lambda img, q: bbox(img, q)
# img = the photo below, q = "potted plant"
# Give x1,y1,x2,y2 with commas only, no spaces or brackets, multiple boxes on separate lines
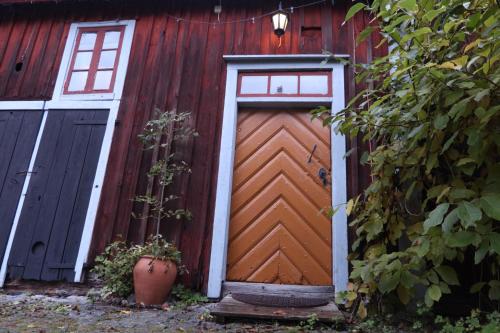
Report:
92,236,180,304
132,110,197,305
132,235,181,305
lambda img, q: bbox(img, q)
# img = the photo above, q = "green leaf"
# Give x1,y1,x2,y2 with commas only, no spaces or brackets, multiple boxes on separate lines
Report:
446,231,478,247
449,99,469,119
480,194,500,220
356,26,375,44
457,158,476,166
442,209,459,233
346,199,354,216
470,282,485,293
423,204,449,233
397,285,411,304
449,188,475,200
415,238,430,257
399,0,417,11
435,266,459,285
408,124,424,139
444,21,456,33
344,3,365,24
444,91,464,107
488,281,500,300
441,132,458,153
457,201,482,228
401,27,432,44
489,233,500,255
474,241,489,264
439,282,451,294
433,114,449,130
400,270,418,289
427,285,442,302
422,7,446,22
379,271,400,293
425,291,434,307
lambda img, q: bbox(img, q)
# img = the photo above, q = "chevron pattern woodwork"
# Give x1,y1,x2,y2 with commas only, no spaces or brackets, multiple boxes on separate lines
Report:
227,109,332,285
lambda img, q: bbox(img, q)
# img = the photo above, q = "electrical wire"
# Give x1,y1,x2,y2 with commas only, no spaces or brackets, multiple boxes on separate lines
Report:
163,0,326,25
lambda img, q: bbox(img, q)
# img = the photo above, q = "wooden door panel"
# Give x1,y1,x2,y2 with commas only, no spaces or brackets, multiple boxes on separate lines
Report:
228,198,332,274
227,109,332,286
7,109,108,281
0,110,43,268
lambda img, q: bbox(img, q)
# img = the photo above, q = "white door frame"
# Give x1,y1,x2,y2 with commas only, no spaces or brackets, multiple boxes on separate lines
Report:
207,54,349,298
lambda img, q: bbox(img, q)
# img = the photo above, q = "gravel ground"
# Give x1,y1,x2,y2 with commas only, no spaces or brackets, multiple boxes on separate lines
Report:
0,291,339,333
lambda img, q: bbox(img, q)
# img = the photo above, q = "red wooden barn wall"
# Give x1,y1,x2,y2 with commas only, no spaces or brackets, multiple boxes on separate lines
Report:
0,0,385,290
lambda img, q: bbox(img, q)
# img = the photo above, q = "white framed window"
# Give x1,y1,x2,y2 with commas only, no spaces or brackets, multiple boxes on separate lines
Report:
52,20,135,101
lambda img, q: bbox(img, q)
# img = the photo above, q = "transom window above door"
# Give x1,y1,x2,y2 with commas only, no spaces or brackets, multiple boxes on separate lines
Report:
64,26,125,94
237,71,332,97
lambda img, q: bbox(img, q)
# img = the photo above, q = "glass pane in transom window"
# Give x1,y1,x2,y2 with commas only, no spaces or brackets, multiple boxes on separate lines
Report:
300,75,329,95
68,71,88,91
103,31,121,49
93,70,113,90
98,50,117,69
73,51,92,70
240,75,268,95
79,33,97,50
270,75,298,95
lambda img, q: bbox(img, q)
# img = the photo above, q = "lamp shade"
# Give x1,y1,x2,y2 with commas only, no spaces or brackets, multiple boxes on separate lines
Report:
271,10,289,37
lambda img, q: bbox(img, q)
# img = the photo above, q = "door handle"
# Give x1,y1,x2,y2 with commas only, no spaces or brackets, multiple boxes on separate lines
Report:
16,170,37,175
307,144,317,163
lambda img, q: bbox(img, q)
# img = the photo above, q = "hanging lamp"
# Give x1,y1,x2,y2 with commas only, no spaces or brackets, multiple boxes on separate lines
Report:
271,2,289,37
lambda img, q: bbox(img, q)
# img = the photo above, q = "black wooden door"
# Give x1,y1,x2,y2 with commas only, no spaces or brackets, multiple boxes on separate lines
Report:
0,110,43,268
7,109,108,281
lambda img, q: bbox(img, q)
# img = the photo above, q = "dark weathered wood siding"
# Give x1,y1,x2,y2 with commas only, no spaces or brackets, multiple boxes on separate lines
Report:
0,0,385,290
0,110,42,264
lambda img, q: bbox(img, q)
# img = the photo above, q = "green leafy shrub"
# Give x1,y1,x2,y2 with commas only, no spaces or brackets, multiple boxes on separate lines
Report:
170,284,208,308
92,240,141,299
316,0,500,310
436,310,500,333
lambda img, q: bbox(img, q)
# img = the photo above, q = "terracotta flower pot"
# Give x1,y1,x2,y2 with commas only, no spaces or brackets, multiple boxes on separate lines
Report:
133,255,177,305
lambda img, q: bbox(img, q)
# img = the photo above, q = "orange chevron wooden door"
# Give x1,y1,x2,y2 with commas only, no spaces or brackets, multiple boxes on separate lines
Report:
226,109,332,285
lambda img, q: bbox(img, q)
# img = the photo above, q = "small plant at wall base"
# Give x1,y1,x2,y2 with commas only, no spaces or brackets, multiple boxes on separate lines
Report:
92,240,140,299
314,0,499,317
93,110,197,305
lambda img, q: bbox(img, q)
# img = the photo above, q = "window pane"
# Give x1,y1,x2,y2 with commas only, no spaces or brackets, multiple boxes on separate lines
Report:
270,75,298,94
300,75,329,95
73,51,93,70
240,76,268,94
79,33,97,50
93,70,113,90
103,31,121,49
68,71,88,91
98,50,117,69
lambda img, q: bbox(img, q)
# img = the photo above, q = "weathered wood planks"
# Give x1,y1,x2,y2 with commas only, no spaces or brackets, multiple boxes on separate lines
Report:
7,110,108,281
211,295,343,323
0,110,42,269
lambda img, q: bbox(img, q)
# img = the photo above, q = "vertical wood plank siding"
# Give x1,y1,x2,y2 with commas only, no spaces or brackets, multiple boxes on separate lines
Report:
0,0,386,290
